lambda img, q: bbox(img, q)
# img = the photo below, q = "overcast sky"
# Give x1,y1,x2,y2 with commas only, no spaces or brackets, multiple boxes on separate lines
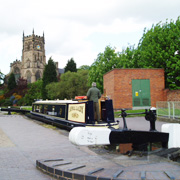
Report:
0,0,179,75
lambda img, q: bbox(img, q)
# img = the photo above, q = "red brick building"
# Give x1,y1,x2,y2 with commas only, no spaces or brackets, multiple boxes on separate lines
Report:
103,69,166,110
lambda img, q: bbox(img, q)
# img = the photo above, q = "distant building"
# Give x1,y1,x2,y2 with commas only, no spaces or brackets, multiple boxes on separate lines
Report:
6,30,63,83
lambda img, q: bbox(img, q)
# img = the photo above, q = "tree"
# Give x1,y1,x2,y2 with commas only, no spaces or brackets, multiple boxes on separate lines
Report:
78,65,90,70
46,70,90,100
135,17,180,89
64,58,77,72
88,46,120,92
42,57,57,99
88,17,180,90
118,45,138,68
8,73,17,90
19,80,43,105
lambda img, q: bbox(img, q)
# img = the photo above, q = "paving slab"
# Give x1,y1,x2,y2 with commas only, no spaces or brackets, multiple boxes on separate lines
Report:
0,113,180,180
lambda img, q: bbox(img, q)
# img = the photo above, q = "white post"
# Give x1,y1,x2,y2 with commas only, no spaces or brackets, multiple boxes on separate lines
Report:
168,102,171,118
172,102,175,119
156,102,159,117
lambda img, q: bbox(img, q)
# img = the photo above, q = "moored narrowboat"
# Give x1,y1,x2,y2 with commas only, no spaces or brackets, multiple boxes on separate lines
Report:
31,98,119,130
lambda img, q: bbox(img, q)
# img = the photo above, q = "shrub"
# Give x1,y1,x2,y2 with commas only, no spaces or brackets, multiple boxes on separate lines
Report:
0,95,5,100
0,99,5,105
3,98,12,106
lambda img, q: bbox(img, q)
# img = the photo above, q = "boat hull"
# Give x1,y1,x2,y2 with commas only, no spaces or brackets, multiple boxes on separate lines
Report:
31,99,119,130
30,111,119,130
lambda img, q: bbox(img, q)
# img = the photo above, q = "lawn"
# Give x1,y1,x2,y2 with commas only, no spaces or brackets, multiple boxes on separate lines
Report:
157,108,180,118
114,109,146,118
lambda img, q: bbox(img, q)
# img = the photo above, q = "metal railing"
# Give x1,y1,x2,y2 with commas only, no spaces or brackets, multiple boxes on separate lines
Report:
20,106,32,110
156,101,180,120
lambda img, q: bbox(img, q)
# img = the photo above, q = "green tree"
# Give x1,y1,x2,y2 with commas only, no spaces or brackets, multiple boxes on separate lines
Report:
8,73,17,90
120,45,138,68
19,80,42,105
87,17,180,90
64,58,77,72
42,57,57,99
88,46,120,92
135,17,180,89
78,65,90,70
46,70,89,100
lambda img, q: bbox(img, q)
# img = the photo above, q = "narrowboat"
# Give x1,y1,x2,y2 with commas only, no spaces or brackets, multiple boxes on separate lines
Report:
30,98,119,130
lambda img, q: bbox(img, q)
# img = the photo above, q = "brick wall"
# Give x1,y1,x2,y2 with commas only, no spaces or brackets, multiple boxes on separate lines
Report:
167,89,180,101
104,68,165,109
103,70,115,100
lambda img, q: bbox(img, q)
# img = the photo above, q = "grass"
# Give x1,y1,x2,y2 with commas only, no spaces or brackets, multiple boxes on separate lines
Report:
114,109,146,118
8,106,32,111
21,107,32,111
157,108,180,117
42,124,57,130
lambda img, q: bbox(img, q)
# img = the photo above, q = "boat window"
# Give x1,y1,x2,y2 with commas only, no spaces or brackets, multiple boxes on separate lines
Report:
60,108,62,115
47,105,58,116
36,105,40,113
55,105,66,118
39,105,43,113
32,105,34,111
44,105,48,114
34,105,37,112
48,105,52,112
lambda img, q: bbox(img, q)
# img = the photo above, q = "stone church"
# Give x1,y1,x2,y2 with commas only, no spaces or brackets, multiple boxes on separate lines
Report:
7,30,61,83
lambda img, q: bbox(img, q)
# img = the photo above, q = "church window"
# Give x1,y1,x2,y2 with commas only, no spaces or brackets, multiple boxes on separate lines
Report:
14,67,20,74
14,67,21,82
37,60,40,68
27,60,30,68
26,42,31,51
35,71,41,81
27,71,32,83
27,44,30,50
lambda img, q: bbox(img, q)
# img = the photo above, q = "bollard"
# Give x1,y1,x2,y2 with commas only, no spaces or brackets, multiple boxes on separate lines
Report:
8,106,11,115
121,109,128,130
145,108,157,131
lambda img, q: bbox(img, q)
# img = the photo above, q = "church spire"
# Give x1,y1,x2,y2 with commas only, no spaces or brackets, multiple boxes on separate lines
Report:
23,31,24,41
32,28,34,35
43,31,45,44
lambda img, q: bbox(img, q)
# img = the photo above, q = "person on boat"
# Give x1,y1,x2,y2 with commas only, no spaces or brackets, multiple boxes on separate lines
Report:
87,82,101,122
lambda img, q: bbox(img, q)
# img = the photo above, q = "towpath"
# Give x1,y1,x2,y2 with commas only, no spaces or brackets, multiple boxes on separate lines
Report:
0,112,179,180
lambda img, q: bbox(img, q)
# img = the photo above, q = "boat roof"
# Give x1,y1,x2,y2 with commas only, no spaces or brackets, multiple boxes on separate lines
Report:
33,100,79,104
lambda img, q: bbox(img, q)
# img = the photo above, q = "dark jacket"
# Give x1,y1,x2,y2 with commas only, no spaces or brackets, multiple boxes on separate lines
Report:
87,87,101,103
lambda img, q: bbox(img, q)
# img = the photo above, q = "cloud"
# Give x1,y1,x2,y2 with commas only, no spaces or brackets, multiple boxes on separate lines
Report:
0,0,179,74
0,34,22,73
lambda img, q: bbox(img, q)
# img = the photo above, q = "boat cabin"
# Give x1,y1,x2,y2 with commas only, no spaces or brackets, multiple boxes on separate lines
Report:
31,99,116,128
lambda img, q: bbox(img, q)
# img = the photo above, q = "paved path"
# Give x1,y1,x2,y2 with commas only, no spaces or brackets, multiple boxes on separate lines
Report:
116,116,168,131
0,113,180,180
0,113,99,180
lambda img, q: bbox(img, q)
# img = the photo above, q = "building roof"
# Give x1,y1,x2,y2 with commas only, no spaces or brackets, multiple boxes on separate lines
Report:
58,68,65,74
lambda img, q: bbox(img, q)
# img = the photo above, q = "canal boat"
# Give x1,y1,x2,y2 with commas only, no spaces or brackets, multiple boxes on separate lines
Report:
30,98,119,130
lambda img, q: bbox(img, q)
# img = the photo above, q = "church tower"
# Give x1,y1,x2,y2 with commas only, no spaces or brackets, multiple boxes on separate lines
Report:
21,30,46,83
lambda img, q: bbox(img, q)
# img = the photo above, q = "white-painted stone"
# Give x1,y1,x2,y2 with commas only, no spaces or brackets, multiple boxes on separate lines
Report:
69,127,111,146
162,123,180,148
